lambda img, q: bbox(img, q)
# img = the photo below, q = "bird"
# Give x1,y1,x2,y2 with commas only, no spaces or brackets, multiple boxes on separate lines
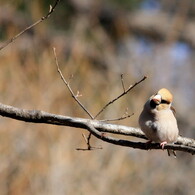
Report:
139,88,179,156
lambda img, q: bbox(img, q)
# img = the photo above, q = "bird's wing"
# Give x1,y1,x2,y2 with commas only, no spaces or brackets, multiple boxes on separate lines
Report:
171,106,176,116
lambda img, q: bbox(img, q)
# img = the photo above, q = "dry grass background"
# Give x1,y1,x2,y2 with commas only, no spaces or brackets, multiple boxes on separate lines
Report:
0,1,195,195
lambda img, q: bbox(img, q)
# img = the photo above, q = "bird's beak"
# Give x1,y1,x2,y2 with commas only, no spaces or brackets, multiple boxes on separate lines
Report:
152,94,161,105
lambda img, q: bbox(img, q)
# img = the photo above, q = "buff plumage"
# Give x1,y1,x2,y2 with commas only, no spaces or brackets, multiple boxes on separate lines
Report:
139,88,179,156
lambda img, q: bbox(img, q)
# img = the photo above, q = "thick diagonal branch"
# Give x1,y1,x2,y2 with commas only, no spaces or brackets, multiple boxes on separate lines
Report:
0,103,194,155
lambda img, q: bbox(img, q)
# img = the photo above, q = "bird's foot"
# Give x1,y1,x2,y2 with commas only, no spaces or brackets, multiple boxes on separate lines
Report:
160,141,167,150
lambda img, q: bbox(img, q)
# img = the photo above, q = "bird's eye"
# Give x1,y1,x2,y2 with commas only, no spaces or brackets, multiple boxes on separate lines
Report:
161,99,170,104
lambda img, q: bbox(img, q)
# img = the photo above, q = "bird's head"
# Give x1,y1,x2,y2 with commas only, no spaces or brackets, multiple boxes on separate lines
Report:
150,88,173,110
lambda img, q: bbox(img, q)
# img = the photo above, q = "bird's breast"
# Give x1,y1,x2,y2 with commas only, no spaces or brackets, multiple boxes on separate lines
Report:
139,109,179,143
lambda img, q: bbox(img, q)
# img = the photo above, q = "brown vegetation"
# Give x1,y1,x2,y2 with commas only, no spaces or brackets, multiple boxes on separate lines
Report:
0,0,195,194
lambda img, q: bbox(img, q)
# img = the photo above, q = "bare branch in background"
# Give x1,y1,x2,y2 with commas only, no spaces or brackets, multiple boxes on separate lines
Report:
0,0,61,51
53,47,95,150
76,133,103,151
53,48,146,150
0,103,194,155
121,74,126,92
53,47,94,120
94,76,147,119
100,109,134,122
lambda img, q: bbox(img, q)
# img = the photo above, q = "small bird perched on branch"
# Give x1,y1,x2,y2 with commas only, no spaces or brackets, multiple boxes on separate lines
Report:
139,88,179,156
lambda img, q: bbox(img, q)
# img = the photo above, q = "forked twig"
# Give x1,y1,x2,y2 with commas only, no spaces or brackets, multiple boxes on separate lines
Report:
53,48,146,149
75,133,103,151
94,76,147,119
53,48,95,150
0,0,61,51
53,47,94,119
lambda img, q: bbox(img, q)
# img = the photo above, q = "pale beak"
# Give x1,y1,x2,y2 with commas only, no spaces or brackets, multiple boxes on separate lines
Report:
152,94,161,105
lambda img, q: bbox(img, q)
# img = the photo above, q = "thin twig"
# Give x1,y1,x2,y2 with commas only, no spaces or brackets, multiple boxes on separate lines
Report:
87,132,92,149
81,133,92,149
100,113,134,122
94,76,147,119
76,146,103,151
0,0,61,51
82,133,88,144
121,74,126,92
53,47,94,119
53,48,95,150
75,133,103,151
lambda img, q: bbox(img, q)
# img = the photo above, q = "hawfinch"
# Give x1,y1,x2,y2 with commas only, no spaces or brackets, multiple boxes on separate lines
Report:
139,88,179,155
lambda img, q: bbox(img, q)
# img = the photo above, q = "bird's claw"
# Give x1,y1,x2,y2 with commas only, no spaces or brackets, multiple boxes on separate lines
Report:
160,141,167,150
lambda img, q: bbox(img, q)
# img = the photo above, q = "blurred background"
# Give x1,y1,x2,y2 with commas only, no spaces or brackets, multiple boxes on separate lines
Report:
0,0,195,194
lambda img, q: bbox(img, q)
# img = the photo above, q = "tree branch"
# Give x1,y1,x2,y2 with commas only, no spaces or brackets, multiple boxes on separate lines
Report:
94,76,147,119
53,47,94,119
0,103,194,155
0,0,61,51
53,47,95,150
99,112,134,122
